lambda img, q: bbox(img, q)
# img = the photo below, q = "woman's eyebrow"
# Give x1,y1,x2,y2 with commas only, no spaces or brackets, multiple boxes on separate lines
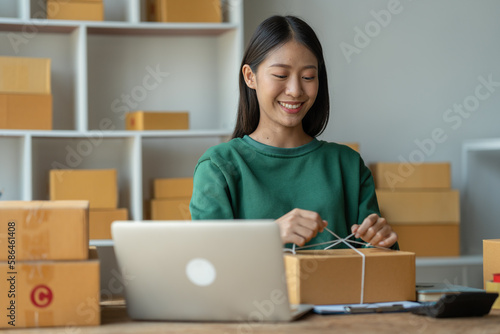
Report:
269,63,317,70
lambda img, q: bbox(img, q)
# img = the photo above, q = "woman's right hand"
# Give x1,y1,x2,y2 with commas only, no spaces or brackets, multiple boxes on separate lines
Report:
274,208,327,246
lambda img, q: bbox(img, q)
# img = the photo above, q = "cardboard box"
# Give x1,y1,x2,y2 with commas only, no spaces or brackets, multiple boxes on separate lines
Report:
154,177,193,199
50,169,118,209
485,281,500,309
46,0,104,21
151,199,191,220
126,111,189,130
392,224,459,257
483,239,500,288
89,208,128,239
147,0,222,23
0,93,52,130
371,162,451,190
376,190,460,224
0,56,51,94
0,248,100,328
284,248,416,305
0,201,89,261
342,142,359,153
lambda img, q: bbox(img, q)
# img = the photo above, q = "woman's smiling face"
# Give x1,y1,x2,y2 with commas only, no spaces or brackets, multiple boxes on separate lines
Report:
243,40,319,134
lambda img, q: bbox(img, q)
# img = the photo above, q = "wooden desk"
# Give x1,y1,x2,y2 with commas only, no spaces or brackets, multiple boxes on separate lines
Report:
6,303,500,334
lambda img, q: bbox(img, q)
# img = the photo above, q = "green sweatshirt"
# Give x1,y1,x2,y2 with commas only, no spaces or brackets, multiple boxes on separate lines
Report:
190,135,398,250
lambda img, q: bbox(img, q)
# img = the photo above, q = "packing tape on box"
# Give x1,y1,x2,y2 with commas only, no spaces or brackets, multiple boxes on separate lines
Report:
284,228,391,304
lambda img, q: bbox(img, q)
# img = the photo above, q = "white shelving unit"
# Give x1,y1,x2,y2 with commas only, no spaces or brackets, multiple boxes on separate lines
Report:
0,0,244,247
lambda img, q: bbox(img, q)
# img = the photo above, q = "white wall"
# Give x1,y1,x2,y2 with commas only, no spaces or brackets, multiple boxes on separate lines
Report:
244,0,500,255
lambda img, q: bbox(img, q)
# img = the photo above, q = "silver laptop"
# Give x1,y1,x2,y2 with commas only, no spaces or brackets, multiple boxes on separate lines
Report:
111,220,313,322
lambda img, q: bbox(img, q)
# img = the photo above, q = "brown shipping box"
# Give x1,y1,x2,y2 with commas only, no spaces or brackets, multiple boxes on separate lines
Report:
46,0,104,21
126,111,189,130
0,93,52,130
0,56,51,94
285,248,416,305
89,208,128,239
376,190,460,224
151,199,191,220
392,224,460,257
0,248,100,328
342,142,359,153
50,169,118,209
0,201,89,261
147,0,222,23
371,162,451,190
154,177,193,199
483,239,500,288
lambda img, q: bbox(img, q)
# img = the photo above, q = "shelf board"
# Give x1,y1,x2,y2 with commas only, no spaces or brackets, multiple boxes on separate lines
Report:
462,138,500,152
86,21,238,36
0,19,237,36
415,255,482,267
0,129,232,138
0,19,79,33
90,239,114,247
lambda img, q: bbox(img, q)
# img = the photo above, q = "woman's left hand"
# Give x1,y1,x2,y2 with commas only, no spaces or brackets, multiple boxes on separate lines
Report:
351,213,397,248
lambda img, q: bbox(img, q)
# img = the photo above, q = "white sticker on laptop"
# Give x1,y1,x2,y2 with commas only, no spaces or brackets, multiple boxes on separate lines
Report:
186,258,217,287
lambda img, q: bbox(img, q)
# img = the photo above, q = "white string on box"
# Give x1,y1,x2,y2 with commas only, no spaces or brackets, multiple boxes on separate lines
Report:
283,227,392,305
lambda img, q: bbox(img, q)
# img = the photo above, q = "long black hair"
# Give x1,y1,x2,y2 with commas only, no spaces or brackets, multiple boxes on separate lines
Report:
232,15,330,139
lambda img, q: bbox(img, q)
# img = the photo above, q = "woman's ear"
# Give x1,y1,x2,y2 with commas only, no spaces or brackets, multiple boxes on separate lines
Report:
242,64,256,89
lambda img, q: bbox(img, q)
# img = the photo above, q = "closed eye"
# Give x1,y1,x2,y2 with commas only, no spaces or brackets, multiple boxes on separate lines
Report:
272,74,287,79
303,76,316,80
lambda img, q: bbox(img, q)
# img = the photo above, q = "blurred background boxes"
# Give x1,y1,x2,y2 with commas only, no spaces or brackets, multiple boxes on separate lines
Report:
126,111,189,130
483,239,500,288
50,169,118,209
371,162,451,190
151,177,192,220
46,0,104,21
147,0,222,23
0,200,89,261
0,56,52,130
89,208,128,239
372,162,460,257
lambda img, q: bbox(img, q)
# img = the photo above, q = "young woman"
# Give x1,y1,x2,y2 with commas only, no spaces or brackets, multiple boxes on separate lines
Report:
189,15,398,250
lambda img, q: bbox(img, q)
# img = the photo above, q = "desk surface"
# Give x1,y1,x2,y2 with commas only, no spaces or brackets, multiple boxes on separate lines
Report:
6,304,500,334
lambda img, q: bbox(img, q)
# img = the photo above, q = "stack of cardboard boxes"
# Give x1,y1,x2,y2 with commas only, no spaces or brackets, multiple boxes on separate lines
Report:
46,0,104,21
147,0,222,23
0,201,100,329
0,56,52,130
49,169,128,239
126,111,189,130
483,239,500,309
151,177,192,220
371,162,460,257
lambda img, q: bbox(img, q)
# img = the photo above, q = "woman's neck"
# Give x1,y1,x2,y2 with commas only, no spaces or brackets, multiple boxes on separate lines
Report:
249,127,313,148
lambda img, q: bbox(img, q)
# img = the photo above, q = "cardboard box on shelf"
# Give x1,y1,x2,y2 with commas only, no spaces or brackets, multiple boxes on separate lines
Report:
0,248,100,329
376,190,460,224
341,142,359,153
147,0,222,23
50,169,118,209
370,162,451,190
284,248,416,305
151,199,191,220
392,224,460,257
0,201,89,261
0,56,51,94
46,0,104,21
89,208,128,239
153,177,193,199
126,111,189,130
0,93,52,130
483,239,500,288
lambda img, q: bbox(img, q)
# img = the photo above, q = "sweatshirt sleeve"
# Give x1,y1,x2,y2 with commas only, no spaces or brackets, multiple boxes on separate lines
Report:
358,158,400,250
189,158,235,220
